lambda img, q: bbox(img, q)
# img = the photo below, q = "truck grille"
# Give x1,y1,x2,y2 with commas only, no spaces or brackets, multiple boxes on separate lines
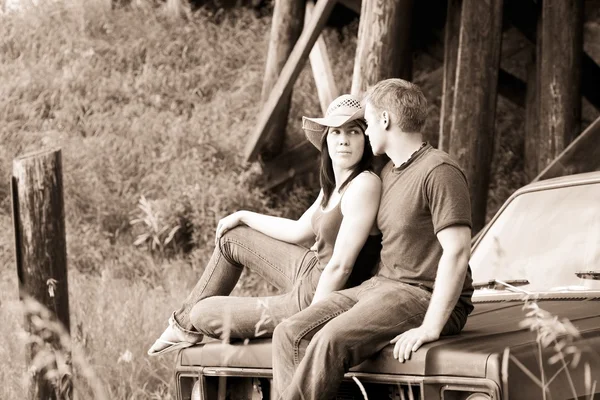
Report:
337,380,422,400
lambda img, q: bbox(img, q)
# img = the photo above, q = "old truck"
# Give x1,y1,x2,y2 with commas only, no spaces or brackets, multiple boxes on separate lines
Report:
174,172,600,400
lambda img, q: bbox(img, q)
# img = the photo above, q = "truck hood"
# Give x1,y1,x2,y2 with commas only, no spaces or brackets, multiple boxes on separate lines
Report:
179,299,600,379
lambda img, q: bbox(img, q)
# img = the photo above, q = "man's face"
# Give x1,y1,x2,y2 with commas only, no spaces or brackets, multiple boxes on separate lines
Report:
364,102,386,156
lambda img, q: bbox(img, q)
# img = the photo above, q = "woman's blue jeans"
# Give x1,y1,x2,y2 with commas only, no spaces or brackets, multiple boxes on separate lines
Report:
272,276,469,400
172,226,322,340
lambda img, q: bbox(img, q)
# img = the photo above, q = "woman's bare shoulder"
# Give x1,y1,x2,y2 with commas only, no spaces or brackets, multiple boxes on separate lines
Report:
353,170,381,186
345,171,381,197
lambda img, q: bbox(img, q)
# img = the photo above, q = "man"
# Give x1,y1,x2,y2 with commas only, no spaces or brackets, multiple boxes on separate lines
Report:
272,78,474,400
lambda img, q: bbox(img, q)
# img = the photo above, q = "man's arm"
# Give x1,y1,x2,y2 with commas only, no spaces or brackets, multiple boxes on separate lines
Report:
391,224,471,362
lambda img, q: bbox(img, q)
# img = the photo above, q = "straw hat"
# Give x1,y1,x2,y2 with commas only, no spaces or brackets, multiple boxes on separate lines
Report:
302,94,365,150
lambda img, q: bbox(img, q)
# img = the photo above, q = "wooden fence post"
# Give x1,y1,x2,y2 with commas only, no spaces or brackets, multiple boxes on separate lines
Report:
12,148,72,400
448,0,503,234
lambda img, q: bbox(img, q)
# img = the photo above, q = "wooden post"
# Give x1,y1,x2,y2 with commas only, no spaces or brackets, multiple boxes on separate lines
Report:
504,0,599,111
524,48,539,181
258,0,306,160
306,0,339,115
537,0,583,172
439,0,462,152
350,0,414,96
448,0,503,234
244,0,337,162
12,148,72,400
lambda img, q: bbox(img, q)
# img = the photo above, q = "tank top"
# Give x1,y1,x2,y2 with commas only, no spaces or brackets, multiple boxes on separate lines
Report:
310,175,383,287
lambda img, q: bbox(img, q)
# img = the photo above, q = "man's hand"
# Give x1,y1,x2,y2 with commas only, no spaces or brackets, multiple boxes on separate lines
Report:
390,326,440,362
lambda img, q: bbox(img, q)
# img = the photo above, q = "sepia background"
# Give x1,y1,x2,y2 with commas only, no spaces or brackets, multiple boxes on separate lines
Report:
1,0,599,398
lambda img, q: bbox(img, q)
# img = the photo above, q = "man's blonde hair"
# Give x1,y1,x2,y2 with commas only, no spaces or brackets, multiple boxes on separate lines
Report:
365,78,428,132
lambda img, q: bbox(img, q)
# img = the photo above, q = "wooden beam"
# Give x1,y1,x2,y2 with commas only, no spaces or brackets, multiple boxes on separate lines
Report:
449,0,503,233
505,0,600,111
258,0,306,160
430,25,526,111
262,141,319,189
439,0,462,152
497,69,526,108
533,115,600,181
351,0,414,95
12,148,72,400
584,20,600,65
306,1,339,115
244,0,337,162
337,0,361,14
537,0,584,170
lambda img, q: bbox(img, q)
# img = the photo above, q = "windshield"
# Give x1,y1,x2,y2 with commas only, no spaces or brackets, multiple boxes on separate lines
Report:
470,182,600,292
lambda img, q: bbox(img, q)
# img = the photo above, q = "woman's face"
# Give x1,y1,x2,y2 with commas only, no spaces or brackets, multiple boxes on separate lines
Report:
326,120,365,171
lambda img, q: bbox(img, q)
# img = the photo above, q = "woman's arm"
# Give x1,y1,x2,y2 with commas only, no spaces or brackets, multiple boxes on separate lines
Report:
311,173,381,304
215,192,323,246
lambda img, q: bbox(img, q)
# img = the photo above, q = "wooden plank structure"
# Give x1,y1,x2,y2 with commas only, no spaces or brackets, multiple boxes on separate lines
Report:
351,0,414,95
534,115,600,182
537,0,583,172
445,0,503,233
248,0,600,233
12,148,72,400
257,0,306,160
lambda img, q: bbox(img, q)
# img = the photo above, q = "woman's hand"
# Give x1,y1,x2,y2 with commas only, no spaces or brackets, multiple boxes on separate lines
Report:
215,211,245,245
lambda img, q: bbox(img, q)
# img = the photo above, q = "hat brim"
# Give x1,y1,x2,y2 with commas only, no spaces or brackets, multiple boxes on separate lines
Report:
302,109,365,150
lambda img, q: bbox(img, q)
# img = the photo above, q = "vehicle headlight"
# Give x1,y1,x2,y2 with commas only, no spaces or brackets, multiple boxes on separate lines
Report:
177,375,201,400
465,394,492,400
191,379,201,400
441,388,492,400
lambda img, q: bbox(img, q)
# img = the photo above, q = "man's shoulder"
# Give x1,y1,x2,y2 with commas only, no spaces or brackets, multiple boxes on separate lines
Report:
419,147,462,171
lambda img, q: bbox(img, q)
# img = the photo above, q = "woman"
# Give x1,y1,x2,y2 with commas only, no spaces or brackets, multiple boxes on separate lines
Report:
148,94,382,356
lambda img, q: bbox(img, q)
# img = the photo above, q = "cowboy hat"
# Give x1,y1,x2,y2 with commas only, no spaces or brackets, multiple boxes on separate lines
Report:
302,94,365,150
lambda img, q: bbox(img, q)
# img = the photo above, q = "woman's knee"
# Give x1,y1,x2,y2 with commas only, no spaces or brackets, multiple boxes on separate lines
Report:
217,226,259,261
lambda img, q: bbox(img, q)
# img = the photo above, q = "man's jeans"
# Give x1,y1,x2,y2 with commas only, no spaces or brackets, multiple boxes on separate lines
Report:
272,276,469,400
172,226,322,340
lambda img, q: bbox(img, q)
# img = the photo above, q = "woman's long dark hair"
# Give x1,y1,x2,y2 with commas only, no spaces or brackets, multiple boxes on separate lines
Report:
319,120,373,209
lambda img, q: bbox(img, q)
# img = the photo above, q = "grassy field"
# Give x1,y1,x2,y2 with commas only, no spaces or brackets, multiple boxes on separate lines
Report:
0,0,534,398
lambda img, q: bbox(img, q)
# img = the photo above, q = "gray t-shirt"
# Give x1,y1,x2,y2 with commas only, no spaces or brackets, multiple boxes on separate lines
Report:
376,144,474,312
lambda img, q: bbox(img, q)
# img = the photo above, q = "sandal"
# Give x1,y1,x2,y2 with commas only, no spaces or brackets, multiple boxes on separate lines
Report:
148,314,203,357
